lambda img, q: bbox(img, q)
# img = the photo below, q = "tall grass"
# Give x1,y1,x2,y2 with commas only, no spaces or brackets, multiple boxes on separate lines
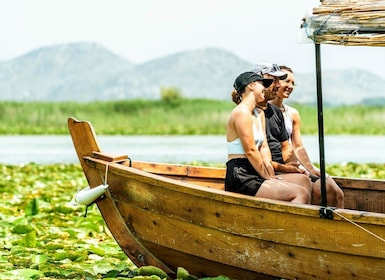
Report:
283,103,385,135
0,100,384,135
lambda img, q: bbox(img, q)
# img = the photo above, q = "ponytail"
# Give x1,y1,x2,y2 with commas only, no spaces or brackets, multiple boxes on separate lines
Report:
231,89,242,104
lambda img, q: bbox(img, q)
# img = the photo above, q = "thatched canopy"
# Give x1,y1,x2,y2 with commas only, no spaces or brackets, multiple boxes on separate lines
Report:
301,1,385,205
304,0,385,46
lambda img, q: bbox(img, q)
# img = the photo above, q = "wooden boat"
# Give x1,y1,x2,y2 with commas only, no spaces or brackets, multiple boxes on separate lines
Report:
68,117,385,280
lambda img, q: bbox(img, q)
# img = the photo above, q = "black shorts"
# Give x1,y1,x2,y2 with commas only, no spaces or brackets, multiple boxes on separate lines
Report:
225,158,265,196
309,173,320,183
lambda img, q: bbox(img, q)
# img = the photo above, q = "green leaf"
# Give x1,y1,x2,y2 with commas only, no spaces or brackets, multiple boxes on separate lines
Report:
89,244,106,256
25,230,37,248
12,224,34,234
44,242,64,250
54,204,76,214
9,268,44,278
91,260,117,274
31,254,48,264
200,276,231,280
103,270,120,278
25,198,39,216
177,266,198,280
76,219,103,232
137,265,168,278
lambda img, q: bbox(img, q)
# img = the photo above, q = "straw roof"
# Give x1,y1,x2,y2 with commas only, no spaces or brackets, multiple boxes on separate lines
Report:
303,0,385,46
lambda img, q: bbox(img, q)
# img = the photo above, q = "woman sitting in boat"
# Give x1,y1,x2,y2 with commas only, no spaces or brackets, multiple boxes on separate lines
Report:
270,65,344,208
225,71,312,204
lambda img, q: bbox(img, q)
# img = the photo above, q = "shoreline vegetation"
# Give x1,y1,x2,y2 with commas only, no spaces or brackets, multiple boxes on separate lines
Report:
1,99,384,135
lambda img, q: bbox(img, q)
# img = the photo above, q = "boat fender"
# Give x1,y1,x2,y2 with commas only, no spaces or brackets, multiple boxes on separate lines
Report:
74,184,109,206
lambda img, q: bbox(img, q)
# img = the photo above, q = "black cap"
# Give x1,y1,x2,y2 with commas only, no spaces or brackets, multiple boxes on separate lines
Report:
234,71,273,93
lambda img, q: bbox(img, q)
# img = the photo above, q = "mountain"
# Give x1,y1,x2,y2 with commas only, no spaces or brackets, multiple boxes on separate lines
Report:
0,43,135,101
0,42,384,105
294,69,385,105
136,48,251,100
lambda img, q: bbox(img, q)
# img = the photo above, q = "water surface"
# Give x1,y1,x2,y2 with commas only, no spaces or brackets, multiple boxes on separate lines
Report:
1,135,384,164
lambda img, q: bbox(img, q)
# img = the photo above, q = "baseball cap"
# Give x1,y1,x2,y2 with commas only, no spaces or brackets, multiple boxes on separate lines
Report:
233,71,273,93
251,62,288,79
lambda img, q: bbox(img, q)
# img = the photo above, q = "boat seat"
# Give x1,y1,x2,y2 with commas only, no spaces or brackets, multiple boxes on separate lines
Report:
92,151,128,162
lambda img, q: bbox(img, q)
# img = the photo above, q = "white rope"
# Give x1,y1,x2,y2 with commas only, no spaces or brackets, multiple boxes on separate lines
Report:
330,207,385,243
104,162,110,185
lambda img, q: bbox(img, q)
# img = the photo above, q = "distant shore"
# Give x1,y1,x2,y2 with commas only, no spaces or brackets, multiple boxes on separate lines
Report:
0,99,384,135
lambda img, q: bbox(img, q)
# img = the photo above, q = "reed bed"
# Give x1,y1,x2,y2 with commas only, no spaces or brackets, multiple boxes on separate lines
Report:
0,100,384,135
305,0,385,46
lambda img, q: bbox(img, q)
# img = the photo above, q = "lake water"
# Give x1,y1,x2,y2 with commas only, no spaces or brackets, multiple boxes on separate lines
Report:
1,135,384,164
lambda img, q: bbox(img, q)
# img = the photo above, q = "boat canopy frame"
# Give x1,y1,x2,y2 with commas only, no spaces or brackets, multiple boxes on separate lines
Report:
303,0,385,209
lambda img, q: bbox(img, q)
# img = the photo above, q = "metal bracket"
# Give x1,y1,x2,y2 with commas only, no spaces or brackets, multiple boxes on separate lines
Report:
319,207,334,219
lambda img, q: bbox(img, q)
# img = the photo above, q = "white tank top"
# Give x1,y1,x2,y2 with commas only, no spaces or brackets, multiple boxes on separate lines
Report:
282,104,293,138
227,109,264,154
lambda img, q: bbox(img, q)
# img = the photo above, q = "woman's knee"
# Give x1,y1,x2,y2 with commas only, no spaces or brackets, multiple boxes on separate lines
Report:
311,183,321,198
334,186,344,202
326,180,344,200
297,185,311,204
298,174,312,191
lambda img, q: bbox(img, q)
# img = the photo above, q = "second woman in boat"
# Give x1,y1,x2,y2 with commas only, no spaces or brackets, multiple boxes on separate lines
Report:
270,65,344,208
225,71,312,204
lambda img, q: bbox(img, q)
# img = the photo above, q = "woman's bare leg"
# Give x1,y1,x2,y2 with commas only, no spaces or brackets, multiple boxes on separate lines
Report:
313,177,344,208
256,179,311,204
275,173,313,194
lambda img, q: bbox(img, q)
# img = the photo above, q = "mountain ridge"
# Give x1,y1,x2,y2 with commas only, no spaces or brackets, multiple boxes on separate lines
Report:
0,42,384,105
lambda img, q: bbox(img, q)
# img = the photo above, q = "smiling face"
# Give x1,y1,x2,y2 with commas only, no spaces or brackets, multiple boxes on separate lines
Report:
277,69,295,100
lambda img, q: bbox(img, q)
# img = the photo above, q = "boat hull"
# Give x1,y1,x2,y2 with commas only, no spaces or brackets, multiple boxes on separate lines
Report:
91,159,385,279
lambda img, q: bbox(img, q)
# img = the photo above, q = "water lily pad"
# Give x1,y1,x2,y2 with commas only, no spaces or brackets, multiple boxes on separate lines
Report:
12,224,34,234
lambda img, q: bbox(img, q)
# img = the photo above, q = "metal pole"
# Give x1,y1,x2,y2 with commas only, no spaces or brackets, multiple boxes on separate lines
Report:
315,43,327,207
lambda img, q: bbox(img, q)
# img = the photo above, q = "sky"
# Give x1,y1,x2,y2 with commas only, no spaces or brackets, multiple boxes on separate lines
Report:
1,0,384,78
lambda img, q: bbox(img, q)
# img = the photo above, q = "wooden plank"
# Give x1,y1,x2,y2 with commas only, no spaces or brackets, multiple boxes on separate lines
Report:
334,177,385,191
171,176,224,189
141,242,275,280
127,160,226,179
67,117,102,185
92,151,128,162
129,161,190,176
187,165,226,178
115,202,385,280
